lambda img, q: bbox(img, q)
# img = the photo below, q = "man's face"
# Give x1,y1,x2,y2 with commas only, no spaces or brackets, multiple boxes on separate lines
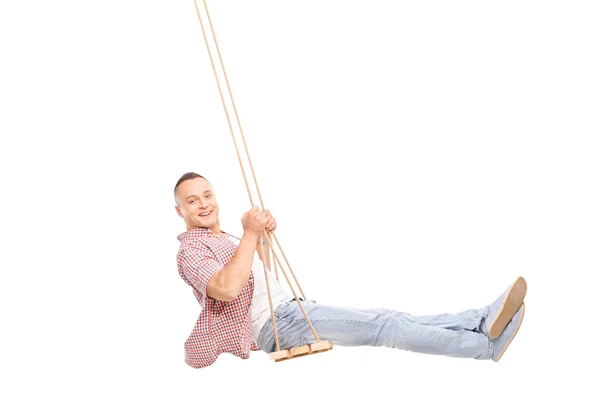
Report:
175,177,220,230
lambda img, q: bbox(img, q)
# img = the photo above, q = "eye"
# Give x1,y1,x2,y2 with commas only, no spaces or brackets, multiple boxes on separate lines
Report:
189,199,196,204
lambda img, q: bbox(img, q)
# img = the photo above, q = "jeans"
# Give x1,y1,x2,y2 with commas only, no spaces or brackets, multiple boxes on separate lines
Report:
256,299,494,360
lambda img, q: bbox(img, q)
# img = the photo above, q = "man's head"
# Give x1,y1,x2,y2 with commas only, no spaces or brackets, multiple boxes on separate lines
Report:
174,172,221,233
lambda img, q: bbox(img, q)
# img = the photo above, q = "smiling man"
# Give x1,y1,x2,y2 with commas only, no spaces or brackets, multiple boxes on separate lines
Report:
174,172,528,368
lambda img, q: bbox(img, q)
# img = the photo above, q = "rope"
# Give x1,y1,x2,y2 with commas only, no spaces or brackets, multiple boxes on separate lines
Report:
192,0,321,348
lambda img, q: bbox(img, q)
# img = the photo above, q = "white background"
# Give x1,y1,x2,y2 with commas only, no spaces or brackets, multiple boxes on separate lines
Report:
1,0,598,398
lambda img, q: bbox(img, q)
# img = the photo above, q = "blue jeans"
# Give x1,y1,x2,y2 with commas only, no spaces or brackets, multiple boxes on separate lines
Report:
256,299,493,360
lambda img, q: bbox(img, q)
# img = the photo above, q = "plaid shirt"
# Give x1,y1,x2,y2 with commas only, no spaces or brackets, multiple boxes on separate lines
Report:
176,227,260,368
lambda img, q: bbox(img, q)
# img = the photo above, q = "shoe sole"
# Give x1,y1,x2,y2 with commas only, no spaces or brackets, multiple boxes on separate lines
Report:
493,303,525,362
488,276,527,339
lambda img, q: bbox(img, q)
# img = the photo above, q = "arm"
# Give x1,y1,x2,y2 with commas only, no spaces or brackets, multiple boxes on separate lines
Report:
206,231,260,301
255,211,277,271
206,205,275,301
255,235,271,271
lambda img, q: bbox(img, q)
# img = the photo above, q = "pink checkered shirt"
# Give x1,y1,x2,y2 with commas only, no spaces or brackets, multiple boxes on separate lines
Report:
176,227,260,368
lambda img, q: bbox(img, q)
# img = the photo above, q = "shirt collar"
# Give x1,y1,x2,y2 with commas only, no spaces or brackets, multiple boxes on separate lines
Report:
177,227,231,242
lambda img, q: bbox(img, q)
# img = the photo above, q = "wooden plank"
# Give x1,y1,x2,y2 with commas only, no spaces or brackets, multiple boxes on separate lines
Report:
290,345,311,357
270,349,291,361
310,340,333,352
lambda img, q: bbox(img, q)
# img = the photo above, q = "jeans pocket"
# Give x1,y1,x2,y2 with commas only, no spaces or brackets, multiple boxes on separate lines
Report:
274,301,291,319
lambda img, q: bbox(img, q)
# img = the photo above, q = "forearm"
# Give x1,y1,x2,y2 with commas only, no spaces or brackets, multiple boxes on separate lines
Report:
211,232,259,300
255,235,271,271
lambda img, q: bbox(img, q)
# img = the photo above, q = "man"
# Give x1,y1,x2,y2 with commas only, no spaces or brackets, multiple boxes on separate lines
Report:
174,172,527,369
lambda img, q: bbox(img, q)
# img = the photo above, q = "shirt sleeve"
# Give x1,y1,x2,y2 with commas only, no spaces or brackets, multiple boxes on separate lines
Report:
178,241,224,299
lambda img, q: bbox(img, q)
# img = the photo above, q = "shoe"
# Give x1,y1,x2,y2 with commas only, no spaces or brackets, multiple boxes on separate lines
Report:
482,276,527,339
492,303,525,362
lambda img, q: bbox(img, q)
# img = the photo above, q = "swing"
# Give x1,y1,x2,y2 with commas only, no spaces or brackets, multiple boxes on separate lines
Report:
192,0,333,362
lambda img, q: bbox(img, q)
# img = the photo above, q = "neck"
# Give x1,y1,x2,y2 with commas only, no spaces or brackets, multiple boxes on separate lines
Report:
211,223,222,235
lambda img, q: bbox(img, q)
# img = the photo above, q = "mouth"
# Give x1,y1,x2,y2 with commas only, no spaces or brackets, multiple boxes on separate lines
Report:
198,210,213,218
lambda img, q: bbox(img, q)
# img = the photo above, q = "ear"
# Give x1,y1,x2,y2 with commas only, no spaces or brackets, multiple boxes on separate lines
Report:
175,205,183,218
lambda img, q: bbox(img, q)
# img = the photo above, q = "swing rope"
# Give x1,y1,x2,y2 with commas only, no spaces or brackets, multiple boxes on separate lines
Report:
192,0,321,353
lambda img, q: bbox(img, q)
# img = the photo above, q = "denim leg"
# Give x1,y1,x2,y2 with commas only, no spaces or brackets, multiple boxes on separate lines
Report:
257,301,492,360
350,306,488,332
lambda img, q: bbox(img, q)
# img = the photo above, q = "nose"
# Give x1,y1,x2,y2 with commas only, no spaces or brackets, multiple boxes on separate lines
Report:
198,199,208,208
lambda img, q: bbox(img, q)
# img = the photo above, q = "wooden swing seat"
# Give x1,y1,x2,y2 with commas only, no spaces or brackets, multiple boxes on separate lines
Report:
270,340,334,362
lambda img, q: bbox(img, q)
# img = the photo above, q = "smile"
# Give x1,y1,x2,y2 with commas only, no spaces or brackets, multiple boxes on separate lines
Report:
199,211,212,217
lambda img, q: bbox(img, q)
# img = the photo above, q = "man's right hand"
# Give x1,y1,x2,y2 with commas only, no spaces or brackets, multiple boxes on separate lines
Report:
241,206,272,236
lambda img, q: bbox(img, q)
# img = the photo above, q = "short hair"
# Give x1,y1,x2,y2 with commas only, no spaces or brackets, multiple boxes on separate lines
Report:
174,172,209,205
